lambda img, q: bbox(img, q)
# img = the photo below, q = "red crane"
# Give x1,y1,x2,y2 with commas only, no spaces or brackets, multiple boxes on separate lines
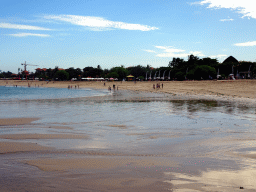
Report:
21,61,38,79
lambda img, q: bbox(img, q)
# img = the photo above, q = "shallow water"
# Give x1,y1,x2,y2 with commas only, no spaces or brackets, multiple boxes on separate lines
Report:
1,89,255,155
1,87,256,191
0,86,110,101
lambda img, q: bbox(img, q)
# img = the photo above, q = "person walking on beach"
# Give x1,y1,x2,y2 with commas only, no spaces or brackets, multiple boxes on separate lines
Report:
162,83,163,88
113,84,115,91
153,84,155,89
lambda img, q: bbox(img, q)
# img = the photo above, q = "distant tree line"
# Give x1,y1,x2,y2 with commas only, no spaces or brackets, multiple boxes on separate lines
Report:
1,55,256,80
169,55,256,80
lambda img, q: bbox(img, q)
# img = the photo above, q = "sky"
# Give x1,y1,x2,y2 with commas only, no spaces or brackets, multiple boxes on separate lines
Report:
1,0,256,73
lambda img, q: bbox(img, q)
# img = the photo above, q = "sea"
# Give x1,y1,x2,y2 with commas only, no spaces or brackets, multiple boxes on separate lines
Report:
1,85,256,189
1,85,255,153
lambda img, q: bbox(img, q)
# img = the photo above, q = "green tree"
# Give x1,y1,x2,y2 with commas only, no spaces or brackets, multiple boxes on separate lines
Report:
194,65,216,80
128,65,146,78
65,67,76,79
174,71,185,81
83,67,103,78
169,58,185,68
54,70,69,80
107,72,119,78
46,68,54,79
109,67,128,80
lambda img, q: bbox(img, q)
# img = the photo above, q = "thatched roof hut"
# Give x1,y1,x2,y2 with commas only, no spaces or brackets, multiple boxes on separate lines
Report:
223,56,238,64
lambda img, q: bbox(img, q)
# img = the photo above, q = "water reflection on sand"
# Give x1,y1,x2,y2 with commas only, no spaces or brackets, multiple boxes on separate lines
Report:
1,91,256,191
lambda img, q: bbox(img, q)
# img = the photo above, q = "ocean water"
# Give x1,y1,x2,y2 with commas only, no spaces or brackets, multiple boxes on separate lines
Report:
0,86,255,150
0,86,110,101
1,86,256,170
1,86,256,191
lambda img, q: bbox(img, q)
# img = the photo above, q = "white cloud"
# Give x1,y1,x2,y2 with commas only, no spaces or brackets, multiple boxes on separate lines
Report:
234,41,256,46
9,33,50,37
189,51,205,57
0,22,51,30
198,0,256,19
155,46,185,53
156,52,189,58
209,54,228,59
220,18,234,21
43,15,158,31
143,50,156,53
154,46,204,58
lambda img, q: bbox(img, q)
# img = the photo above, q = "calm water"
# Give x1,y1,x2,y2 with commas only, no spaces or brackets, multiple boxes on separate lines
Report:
1,86,256,157
0,86,110,101
1,86,256,191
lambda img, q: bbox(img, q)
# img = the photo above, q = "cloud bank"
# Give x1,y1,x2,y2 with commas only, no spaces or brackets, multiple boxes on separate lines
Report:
234,41,256,46
9,33,50,37
0,22,51,30
209,54,228,59
43,15,158,31
151,46,205,58
198,0,256,19
220,18,234,22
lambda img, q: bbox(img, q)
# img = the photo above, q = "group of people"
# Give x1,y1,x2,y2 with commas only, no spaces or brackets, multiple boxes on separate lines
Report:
107,84,118,92
153,83,163,89
68,85,79,89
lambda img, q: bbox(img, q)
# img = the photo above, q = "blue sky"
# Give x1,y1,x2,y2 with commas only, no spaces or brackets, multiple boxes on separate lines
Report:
1,0,256,73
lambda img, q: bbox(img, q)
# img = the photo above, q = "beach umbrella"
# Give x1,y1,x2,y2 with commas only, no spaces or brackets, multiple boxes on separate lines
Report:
126,74,134,81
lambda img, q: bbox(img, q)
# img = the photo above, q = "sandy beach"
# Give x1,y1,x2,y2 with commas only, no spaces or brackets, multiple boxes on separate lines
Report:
1,80,256,191
1,79,256,103
1,79,256,97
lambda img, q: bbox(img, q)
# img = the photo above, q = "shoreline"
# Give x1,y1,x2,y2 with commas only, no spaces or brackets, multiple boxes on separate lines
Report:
1,79,256,107
1,80,256,191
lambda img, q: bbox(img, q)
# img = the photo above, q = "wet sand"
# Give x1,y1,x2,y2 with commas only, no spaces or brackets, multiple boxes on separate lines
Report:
0,133,89,140
1,80,256,191
25,156,178,171
0,118,40,126
0,142,53,154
